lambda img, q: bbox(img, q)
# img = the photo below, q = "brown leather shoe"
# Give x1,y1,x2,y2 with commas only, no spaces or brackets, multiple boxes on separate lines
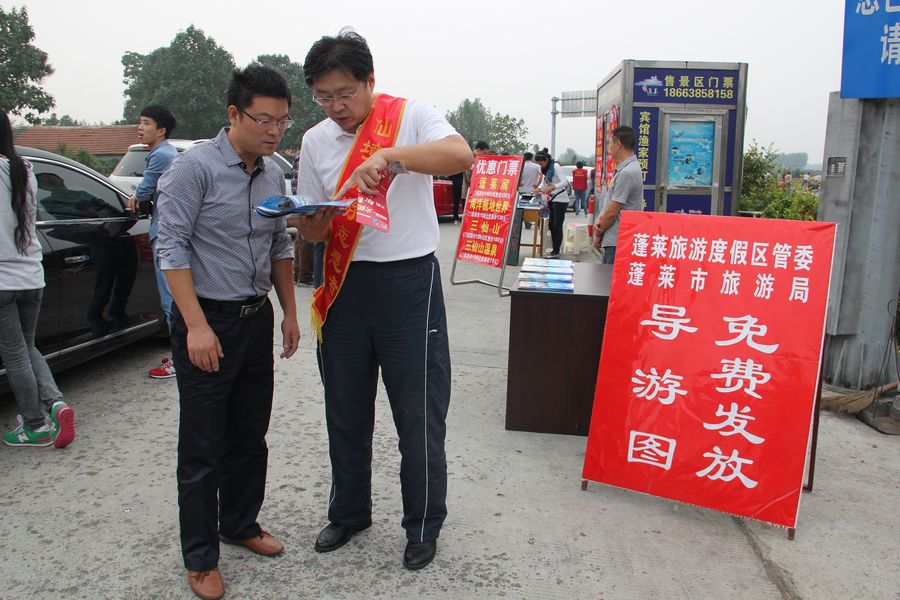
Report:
187,568,224,600
219,529,284,556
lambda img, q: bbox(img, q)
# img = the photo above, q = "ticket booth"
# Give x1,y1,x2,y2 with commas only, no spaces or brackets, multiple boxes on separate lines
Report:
594,60,748,217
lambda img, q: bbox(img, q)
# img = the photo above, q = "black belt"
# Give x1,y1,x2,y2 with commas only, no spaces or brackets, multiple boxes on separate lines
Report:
197,295,268,317
351,252,434,269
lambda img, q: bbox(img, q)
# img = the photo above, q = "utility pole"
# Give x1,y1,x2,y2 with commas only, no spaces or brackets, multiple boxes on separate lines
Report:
550,96,559,157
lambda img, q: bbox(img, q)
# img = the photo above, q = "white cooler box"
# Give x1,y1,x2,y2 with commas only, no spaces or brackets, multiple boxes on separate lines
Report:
564,223,590,254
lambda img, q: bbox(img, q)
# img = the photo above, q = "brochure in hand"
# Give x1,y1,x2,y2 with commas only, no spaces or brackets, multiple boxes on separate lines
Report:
255,195,354,218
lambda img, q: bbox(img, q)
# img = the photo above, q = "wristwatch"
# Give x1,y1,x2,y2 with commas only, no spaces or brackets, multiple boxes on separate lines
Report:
387,160,409,175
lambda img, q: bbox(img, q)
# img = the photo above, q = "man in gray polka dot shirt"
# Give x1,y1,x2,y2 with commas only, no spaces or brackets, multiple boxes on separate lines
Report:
156,65,300,600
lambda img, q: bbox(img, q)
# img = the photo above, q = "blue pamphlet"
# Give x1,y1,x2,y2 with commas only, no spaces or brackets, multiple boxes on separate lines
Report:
517,272,575,282
517,280,575,292
255,195,354,218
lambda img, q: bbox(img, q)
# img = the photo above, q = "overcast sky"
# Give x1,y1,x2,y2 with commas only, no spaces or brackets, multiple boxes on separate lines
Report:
13,0,844,162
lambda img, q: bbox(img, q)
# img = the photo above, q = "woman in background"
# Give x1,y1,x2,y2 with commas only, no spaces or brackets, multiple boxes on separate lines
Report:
0,110,75,448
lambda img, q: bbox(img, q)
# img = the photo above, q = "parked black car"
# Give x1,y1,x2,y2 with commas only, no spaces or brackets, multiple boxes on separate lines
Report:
0,147,164,395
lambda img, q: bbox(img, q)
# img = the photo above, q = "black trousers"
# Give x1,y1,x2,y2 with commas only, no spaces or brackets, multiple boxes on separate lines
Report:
171,300,275,571
317,254,451,542
548,201,568,254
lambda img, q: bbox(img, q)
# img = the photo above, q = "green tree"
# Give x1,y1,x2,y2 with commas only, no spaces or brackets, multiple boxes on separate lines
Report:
122,26,234,139
739,140,778,212
251,54,325,152
0,7,55,123
739,140,818,220
488,113,529,155
40,113,86,126
446,98,529,155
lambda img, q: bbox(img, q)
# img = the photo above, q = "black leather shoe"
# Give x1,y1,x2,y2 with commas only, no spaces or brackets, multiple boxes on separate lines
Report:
403,539,437,570
314,523,367,553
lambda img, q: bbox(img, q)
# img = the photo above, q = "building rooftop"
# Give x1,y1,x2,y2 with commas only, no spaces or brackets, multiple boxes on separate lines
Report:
14,125,139,156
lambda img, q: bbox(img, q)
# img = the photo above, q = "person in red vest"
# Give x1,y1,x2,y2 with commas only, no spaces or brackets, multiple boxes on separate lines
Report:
571,161,589,216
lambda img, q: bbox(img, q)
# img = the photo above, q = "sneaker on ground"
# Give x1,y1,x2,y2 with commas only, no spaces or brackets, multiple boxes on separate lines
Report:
3,416,53,447
149,357,176,379
50,401,76,449
543,252,560,259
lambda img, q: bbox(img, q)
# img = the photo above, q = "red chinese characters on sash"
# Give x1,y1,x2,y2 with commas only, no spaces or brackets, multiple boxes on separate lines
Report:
310,94,407,339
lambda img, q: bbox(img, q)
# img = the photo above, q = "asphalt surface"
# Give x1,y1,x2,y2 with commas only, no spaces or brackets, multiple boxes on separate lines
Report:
1,214,898,600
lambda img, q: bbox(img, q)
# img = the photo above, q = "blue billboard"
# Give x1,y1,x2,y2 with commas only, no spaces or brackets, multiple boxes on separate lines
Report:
633,68,741,105
842,0,900,98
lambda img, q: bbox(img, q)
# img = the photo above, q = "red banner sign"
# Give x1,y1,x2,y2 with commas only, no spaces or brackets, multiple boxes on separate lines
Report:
582,212,836,528
455,155,522,268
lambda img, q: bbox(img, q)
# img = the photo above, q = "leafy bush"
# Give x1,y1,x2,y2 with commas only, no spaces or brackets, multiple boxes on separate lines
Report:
54,143,118,176
740,140,778,204
739,140,818,221
761,188,819,221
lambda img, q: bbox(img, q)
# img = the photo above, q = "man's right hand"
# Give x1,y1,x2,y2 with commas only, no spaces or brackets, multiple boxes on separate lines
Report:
187,322,224,372
287,206,339,242
127,194,138,213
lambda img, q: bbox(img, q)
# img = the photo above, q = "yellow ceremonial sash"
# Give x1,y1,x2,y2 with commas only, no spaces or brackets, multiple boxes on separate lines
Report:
311,93,407,340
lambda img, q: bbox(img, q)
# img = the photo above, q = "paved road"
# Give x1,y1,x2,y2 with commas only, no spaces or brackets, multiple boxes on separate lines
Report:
1,216,898,599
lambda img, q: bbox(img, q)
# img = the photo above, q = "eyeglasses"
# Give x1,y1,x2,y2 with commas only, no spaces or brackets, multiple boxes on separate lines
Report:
239,109,293,130
311,85,362,107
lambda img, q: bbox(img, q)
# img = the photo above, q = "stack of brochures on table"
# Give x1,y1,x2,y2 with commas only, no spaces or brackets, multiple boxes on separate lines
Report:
517,257,575,292
517,200,543,210
255,195,354,218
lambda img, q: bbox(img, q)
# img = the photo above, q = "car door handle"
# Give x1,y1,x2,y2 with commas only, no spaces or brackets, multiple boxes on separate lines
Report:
64,255,90,265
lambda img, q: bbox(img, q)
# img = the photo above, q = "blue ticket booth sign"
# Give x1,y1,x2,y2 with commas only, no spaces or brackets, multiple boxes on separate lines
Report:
595,61,748,216
842,0,900,99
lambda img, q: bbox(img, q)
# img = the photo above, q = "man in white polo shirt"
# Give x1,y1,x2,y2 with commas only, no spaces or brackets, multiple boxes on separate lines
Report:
290,28,473,571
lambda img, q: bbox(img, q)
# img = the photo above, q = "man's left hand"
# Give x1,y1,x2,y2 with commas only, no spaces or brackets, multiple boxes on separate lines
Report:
280,316,300,359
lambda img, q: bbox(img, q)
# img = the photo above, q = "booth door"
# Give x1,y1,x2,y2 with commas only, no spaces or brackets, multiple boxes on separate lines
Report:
658,111,727,215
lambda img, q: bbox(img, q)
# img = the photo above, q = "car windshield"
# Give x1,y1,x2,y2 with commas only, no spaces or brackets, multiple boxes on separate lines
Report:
110,150,148,178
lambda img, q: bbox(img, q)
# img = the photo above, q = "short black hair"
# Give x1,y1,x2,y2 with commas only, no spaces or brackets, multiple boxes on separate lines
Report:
475,140,490,151
304,28,374,86
534,152,550,162
139,105,176,138
523,152,534,160
611,125,636,151
227,65,291,111
576,161,584,168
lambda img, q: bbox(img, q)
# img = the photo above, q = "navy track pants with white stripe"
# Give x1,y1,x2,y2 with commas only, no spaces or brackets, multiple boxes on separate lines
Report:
318,253,451,543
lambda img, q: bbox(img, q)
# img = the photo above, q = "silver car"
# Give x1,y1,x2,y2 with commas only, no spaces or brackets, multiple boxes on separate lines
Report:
109,140,294,195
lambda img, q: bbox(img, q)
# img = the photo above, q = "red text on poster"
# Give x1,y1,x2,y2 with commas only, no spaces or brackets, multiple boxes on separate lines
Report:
582,211,836,528
604,104,619,189
455,155,522,268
